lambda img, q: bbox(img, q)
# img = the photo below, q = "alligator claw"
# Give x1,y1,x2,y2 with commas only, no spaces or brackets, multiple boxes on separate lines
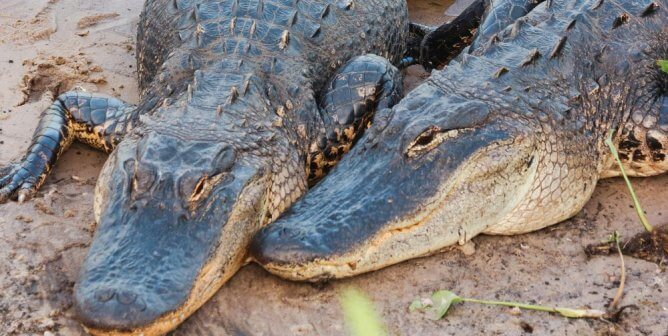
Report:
17,190,28,204
0,163,38,204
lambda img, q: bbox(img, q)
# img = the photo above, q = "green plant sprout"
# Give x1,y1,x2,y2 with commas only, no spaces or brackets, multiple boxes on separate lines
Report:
658,60,668,73
605,129,653,232
409,290,605,320
340,288,387,336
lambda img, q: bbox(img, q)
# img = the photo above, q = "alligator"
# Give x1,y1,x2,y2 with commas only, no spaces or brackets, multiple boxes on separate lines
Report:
251,0,668,281
0,0,422,334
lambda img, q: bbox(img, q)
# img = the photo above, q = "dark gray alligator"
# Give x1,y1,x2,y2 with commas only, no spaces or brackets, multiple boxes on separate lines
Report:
251,0,668,280
0,0,418,334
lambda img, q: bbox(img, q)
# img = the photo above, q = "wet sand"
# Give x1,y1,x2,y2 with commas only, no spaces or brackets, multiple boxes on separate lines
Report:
0,1,667,335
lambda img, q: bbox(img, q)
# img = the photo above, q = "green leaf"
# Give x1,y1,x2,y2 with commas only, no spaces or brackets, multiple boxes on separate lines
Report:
426,290,463,320
408,299,425,312
340,288,387,336
658,60,668,73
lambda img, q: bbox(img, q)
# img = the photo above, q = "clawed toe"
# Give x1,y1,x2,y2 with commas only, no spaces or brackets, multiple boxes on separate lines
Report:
0,164,38,204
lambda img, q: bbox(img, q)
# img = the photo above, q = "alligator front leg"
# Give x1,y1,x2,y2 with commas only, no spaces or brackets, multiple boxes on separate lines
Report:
412,0,487,69
0,92,136,202
307,54,402,182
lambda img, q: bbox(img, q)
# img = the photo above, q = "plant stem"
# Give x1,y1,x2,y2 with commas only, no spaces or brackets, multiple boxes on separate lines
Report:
460,298,605,318
610,232,626,309
461,298,556,312
605,130,653,232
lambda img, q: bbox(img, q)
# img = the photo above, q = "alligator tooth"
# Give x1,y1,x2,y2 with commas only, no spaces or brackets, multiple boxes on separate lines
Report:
279,30,290,50
217,105,223,115
548,36,567,59
187,84,193,101
230,17,236,33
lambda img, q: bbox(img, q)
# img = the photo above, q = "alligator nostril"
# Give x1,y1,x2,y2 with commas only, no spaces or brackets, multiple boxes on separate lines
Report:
94,288,116,302
132,297,147,312
116,290,137,305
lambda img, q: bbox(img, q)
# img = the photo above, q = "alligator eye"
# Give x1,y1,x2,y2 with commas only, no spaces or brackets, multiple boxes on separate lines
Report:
406,126,470,158
190,176,208,201
181,172,234,210
179,174,208,204
406,127,445,157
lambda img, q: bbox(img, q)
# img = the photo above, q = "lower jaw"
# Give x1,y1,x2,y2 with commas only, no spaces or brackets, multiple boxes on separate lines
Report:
80,246,249,336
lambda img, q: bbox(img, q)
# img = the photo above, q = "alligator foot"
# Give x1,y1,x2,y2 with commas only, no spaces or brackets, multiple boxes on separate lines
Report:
0,91,136,203
308,54,402,182
0,163,24,203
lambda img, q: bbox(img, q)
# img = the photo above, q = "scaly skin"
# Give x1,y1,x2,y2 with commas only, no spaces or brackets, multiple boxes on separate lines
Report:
252,0,668,281
0,0,410,334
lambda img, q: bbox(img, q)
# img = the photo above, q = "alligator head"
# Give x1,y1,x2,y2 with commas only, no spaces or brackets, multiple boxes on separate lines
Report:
74,123,281,335
251,82,542,280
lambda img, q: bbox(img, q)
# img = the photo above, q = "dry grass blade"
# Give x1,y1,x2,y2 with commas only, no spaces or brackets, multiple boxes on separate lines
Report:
609,231,626,310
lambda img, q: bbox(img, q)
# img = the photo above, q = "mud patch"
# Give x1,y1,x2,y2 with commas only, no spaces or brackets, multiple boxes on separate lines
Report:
77,13,121,29
18,54,106,106
586,224,668,266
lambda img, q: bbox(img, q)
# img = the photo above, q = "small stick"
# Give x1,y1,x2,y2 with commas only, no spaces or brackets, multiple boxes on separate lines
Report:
609,231,626,310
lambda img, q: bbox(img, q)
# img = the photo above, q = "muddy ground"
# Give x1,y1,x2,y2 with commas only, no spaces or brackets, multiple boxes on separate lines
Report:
0,1,667,335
